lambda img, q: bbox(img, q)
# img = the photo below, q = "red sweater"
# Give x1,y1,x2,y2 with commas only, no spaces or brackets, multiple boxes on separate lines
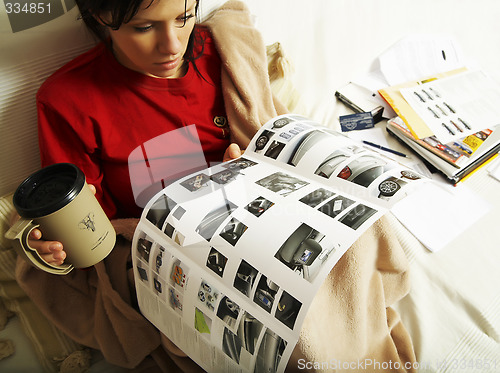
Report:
37,27,229,219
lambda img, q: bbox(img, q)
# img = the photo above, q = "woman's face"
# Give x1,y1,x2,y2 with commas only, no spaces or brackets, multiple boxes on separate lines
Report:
108,0,196,78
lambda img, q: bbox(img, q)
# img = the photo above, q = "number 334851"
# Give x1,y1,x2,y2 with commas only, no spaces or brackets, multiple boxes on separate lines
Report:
5,2,51,14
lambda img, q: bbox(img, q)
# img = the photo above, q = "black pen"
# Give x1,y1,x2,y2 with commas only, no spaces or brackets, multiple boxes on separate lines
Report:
362,141,407,157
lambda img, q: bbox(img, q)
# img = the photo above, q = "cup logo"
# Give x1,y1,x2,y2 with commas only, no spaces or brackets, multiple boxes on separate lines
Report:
78,212,95,232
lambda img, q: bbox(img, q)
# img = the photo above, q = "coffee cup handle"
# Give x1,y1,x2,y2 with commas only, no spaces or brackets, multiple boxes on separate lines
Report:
5,218,74,275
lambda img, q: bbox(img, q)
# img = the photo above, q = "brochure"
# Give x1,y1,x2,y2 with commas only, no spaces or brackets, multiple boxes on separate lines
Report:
131,115,427,373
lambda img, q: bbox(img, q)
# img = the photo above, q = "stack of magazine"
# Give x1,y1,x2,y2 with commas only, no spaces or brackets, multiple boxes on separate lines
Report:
386,117,500,183
379,69,500,183
131,115,429,373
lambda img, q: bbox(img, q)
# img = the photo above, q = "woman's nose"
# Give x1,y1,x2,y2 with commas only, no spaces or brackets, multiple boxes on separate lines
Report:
157,25,182,55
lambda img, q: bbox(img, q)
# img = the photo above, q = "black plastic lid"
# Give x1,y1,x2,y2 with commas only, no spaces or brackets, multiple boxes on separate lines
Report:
13,163,85,219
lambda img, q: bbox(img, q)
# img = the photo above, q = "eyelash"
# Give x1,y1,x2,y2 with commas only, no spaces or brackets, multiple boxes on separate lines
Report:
134,25,153,33
133,13,194,33
177,13,195,27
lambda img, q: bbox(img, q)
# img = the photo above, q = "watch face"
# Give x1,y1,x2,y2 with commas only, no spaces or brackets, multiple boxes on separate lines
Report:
255,134,270,150
401,170,421,180
272,118,291,129
378,179,400,196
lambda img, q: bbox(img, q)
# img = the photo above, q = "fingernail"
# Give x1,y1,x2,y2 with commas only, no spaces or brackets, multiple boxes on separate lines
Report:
49,243,62,252
54,250,66,259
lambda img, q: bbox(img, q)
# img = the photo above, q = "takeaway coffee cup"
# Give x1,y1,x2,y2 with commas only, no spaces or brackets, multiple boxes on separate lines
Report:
6,163,116,275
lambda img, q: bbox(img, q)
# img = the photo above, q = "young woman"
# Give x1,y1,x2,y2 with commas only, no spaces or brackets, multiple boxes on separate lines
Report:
17,0,284,370
31,0,244,266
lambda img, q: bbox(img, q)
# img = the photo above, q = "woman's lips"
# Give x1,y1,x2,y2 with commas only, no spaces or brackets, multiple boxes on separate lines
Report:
155,57,180,71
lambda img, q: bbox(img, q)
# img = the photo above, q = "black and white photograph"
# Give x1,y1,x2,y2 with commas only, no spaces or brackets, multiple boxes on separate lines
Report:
217,296,241,329
275,291,302,330
253,130,274,151
136,237,152,263
274,223,330,282
339,204,378,230
172,205,186,220
152,274,165,298
299,188,335,208
180,173,211,191
210,169,237,185
235,312,264,355
254,329,287,373
245,196,274,217
318,195,356,219
222,328,242,364
205,247,227,278
271,116,294,129
164,222,175,239
256,172,308,196
264,140,286,159
196,201,237,241
233,260,258,297
253,276,279,313
146,193,177,229
219,218,248,246
222,157,258,171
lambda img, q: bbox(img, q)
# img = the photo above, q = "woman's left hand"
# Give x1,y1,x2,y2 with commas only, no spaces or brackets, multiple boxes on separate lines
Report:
223,143,242,162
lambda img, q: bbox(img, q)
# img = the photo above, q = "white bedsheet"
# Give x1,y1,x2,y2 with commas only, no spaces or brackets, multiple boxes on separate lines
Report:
243,0,500,371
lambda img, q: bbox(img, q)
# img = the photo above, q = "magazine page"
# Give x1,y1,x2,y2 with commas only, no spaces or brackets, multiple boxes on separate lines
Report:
249,115,427,206
398,70,500,145
131,115,428,373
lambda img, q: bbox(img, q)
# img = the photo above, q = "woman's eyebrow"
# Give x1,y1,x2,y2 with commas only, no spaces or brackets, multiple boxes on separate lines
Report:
182,4,196,15
129,5,196,24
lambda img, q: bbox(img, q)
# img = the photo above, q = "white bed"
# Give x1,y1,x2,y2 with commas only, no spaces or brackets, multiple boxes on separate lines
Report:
1,1,499,372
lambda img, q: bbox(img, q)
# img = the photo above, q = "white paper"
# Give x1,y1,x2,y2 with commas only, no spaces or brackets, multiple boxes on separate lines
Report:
347,127,433,178
487,154,500,181
351,70,396,119
400,70,500,144
351,34,469,120
378,34,467,86
391,182,492,252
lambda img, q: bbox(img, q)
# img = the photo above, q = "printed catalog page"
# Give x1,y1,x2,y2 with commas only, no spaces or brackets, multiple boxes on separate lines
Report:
131,115,427,373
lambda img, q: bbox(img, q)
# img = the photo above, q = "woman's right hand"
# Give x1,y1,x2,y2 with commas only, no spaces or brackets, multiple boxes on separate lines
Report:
26,184,96,267
28,229,66,266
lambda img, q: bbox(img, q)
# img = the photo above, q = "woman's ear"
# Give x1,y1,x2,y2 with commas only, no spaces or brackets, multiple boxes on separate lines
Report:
93,13,109,26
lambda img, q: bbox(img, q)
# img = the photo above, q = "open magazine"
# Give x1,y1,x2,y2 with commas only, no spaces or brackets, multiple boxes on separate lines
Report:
131,115,427,373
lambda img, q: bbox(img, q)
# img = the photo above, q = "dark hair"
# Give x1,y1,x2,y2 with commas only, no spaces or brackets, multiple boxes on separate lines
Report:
76,0,203,66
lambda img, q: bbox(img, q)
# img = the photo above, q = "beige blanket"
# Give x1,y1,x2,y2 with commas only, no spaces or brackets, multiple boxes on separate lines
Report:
16,1,415,371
